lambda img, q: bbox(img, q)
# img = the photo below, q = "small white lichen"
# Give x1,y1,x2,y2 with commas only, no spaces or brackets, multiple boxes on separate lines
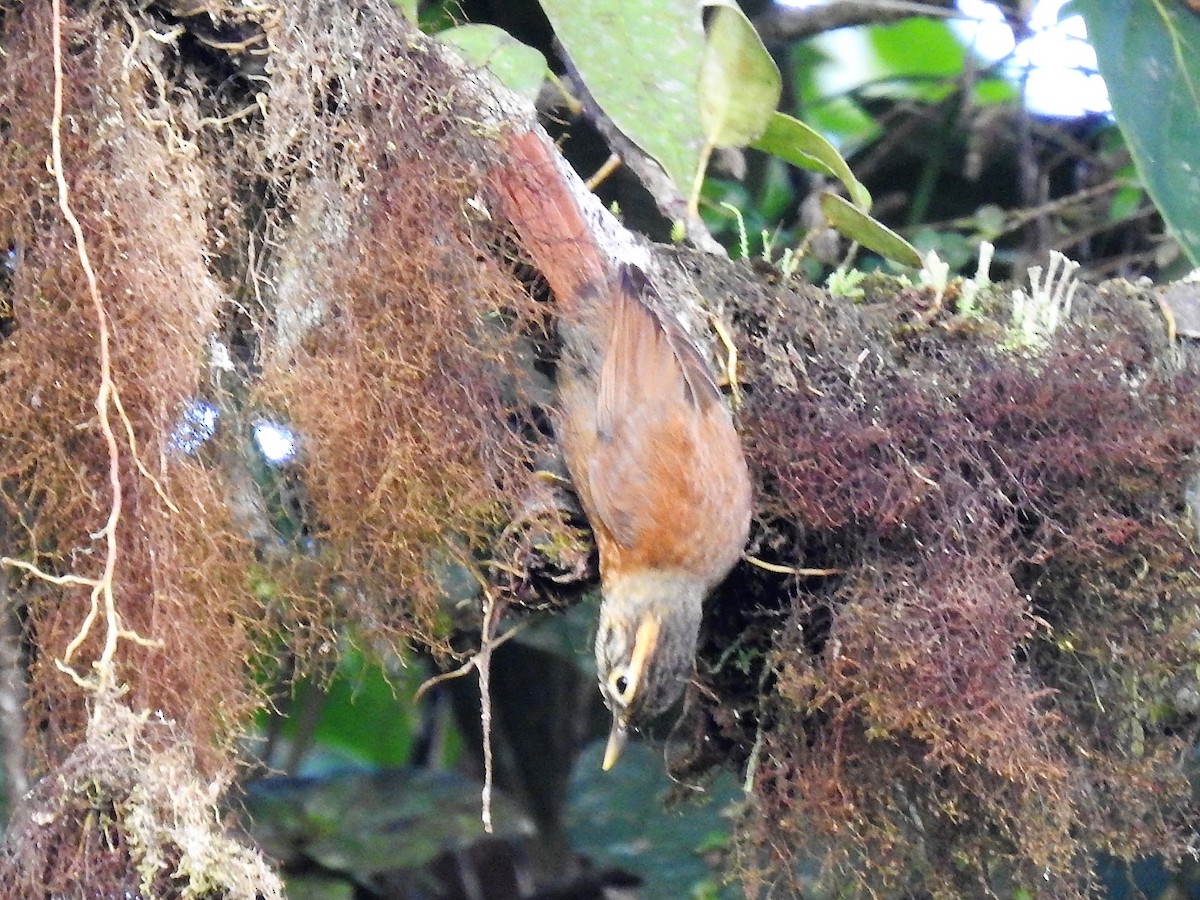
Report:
957,240,995,318
918,250,950,299
1007,250,1080,350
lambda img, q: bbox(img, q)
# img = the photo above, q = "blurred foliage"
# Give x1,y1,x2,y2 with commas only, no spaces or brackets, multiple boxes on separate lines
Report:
538,0,710,194
248,615,739,899
247,767,533,894
696,2,782,212
566,742,741,899
259,644,444,772
438,24,549,101
701,9,1172,278
444,0,917,261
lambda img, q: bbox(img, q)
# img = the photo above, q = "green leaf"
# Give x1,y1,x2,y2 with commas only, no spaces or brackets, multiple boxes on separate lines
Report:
1109,183,1146,223
752,111,872,210
699,2,781,148
804,96,881,150
1073,0,1200,264
869,17,965,84
972,76,1019,106
391,0,418,23
419,0,459,32
267,646,427,770
820,192,922,267
538,0,708,194
438,24,548,103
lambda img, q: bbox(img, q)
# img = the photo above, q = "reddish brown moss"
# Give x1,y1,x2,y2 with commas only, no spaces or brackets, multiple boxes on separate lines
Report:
0,5,263,769
254,7,551,655
706,272,1200,896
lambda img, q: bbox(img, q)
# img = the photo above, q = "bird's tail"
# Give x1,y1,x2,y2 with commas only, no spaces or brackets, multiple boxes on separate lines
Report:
491,130,609,306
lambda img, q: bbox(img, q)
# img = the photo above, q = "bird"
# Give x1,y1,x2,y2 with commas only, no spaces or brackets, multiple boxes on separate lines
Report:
493,132,753,770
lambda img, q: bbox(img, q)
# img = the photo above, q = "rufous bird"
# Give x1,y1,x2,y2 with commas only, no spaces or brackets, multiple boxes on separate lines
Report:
493,132,752,770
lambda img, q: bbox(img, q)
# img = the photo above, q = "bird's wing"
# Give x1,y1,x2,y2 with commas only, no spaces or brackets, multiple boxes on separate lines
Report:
588,267,724,555
595,265,721,439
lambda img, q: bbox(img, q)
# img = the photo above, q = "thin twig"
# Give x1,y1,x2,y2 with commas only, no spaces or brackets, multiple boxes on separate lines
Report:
744,554,843,577
477,589,498,834
411,548,526,833
412,619,530,703
755,0,957,42
709,312,743,407
584,153,621,191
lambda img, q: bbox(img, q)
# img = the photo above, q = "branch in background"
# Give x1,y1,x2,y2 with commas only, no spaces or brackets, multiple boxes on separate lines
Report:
754,0,959,43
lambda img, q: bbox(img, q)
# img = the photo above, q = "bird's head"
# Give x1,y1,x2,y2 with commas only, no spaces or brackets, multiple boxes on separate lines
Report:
594,570,706,770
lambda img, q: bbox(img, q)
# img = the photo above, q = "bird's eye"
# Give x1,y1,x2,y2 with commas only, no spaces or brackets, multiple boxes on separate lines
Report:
608,668,634,704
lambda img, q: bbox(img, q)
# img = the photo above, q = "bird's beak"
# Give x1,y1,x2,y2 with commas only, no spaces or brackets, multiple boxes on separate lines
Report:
601,613,659,771
602,716,628,770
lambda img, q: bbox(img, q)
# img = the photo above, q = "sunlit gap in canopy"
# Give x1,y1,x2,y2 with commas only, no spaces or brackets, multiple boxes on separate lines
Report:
253,419,297,465
169,400,218,455
168,401,298,466
954,0,1109,117
778,0,1110,118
